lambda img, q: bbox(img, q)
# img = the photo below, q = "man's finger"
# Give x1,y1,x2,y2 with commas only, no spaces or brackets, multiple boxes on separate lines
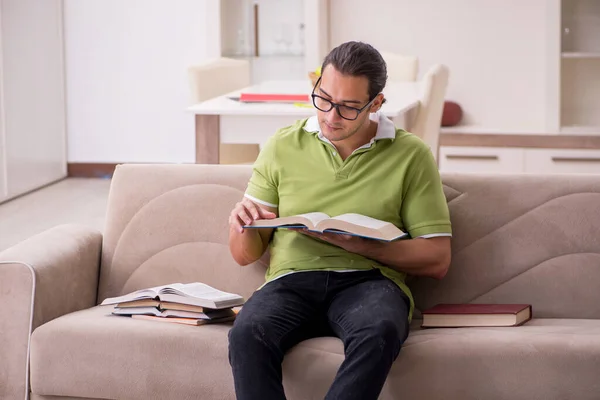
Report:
246,204,260,220
237,209,253,226
231,216,244,234
256,206,277,219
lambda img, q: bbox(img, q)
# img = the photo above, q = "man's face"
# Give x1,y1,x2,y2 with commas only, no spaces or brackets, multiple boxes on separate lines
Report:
315,65,375,143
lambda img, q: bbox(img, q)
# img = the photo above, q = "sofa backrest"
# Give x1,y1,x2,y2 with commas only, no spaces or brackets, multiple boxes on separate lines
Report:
97,164,267,303
411,172,600,319
98,164,600,319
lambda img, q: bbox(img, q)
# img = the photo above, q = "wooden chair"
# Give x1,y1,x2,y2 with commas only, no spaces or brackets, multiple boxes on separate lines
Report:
380,52,419,82
187,58,260,164
410,64,450,163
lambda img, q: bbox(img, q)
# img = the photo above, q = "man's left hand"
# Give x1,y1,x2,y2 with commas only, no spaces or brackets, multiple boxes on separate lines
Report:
298,229,374,255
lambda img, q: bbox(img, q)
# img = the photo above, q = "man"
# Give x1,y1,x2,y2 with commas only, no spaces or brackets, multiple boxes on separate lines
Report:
227,41,451,400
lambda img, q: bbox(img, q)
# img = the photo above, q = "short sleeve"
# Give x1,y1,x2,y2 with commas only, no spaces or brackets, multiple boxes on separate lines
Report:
244,137,279,208
401,148,452,238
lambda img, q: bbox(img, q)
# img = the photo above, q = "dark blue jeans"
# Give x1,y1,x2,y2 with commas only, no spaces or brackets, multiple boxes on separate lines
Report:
228,268,411,400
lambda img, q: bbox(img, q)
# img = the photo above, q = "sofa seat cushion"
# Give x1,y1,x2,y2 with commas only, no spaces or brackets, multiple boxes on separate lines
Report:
282,318,600,400
31,306,600,400
30,306,236,400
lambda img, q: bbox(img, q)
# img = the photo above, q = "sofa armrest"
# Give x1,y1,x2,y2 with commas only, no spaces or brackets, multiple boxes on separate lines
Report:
0,224,102,400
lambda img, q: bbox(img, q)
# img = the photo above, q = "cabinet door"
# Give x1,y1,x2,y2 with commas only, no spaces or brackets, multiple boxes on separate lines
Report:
525,149,600,174
439,146,525,174
2,0,67,199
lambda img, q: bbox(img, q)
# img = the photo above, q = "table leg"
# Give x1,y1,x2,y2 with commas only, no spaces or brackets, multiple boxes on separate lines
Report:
195,114,220,164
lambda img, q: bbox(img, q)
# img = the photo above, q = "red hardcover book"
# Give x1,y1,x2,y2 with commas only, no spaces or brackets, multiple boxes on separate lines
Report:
238,93,310,103
420,303,532,328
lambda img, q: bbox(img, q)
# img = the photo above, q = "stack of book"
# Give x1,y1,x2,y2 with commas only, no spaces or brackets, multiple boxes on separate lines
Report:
100,282,245,326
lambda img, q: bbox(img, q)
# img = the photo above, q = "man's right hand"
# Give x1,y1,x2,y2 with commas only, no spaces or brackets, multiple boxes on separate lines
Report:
229,197,277,234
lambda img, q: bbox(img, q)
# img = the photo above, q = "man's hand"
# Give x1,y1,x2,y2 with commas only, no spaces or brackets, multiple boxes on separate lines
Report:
299,229,373,255
300,229,451,279
229,197,277,234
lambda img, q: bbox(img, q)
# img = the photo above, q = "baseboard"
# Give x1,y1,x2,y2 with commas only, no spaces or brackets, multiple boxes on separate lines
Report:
67,163,118,178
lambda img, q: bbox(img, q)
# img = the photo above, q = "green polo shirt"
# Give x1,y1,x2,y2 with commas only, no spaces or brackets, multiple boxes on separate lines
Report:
244,113,452,321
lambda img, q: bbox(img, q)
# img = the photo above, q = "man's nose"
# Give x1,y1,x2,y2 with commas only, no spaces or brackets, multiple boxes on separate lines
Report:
326,107,343,124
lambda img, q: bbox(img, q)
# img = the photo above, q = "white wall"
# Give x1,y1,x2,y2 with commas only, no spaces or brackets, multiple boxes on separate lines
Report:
65,0,219,163
330,0,555,132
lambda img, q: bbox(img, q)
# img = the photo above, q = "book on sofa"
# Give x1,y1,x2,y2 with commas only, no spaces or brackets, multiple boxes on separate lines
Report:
244,212,408,242
112,305,236,320
131,314,237,326
421,304,532,328
100,282,245,310
114,299,208,313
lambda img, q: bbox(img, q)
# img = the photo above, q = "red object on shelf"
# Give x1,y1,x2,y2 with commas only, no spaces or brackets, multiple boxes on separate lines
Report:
442,101,463,126
239,93,310,103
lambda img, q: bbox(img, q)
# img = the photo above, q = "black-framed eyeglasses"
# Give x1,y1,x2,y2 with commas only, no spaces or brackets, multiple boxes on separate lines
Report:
311,77,376,121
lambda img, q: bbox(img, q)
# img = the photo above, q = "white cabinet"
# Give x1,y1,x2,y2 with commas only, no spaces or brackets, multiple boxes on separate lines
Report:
560,0,600,133
0,0,66,203
440,146,600,175
524,149,600,174
439,146,525,174
218,0,329,83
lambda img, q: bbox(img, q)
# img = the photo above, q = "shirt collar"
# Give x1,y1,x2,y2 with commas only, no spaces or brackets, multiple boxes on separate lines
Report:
303,112,396,141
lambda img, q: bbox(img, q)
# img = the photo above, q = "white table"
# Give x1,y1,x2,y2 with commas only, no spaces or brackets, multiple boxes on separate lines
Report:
187,80,421,164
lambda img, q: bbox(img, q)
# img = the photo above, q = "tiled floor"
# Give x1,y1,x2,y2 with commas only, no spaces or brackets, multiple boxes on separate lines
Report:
0,178,111,251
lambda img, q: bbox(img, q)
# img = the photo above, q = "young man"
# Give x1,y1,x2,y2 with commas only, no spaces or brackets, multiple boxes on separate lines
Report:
227,41,452,400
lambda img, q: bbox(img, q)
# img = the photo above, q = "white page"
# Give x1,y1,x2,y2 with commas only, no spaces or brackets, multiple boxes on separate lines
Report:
100,284,180,305
172,282,242,301
147,283,183,292
330,213,390,230
297,212,330,228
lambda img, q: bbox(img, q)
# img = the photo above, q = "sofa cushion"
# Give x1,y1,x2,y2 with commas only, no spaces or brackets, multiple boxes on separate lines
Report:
284,318,600,400
30,306,235,400
31,306,600,400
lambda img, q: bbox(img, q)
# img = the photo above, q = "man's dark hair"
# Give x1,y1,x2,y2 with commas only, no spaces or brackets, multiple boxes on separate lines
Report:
321,41,388,101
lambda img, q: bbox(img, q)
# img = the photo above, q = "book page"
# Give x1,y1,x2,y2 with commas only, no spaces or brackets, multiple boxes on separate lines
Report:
162,282,242,302
247,212,327,229
328,213,391,230
100,284,180,305
297,212,330,229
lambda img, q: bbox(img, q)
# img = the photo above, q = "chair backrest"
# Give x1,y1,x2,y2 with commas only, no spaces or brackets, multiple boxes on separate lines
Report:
187,57,251,103
187,57,258,164
380,52,419,82
410,64,449,162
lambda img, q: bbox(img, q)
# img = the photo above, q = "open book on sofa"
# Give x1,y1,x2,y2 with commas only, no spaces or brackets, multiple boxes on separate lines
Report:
244,212,407,242
100,282,245,310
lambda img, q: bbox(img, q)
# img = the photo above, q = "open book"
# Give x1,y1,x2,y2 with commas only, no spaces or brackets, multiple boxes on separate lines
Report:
100,282,245,310
244,212,407,242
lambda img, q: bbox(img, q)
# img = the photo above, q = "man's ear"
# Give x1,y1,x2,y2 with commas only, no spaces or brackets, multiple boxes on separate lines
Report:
370,93,385,113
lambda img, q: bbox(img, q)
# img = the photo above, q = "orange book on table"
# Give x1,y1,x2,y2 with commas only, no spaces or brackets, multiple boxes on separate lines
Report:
239,92,310,103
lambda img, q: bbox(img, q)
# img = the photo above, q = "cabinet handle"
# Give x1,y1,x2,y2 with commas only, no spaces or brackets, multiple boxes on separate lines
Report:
445,154,499,161
551,157,600,163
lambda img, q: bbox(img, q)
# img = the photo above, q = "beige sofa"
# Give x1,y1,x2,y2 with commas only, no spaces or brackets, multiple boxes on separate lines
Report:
2,164,600,400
